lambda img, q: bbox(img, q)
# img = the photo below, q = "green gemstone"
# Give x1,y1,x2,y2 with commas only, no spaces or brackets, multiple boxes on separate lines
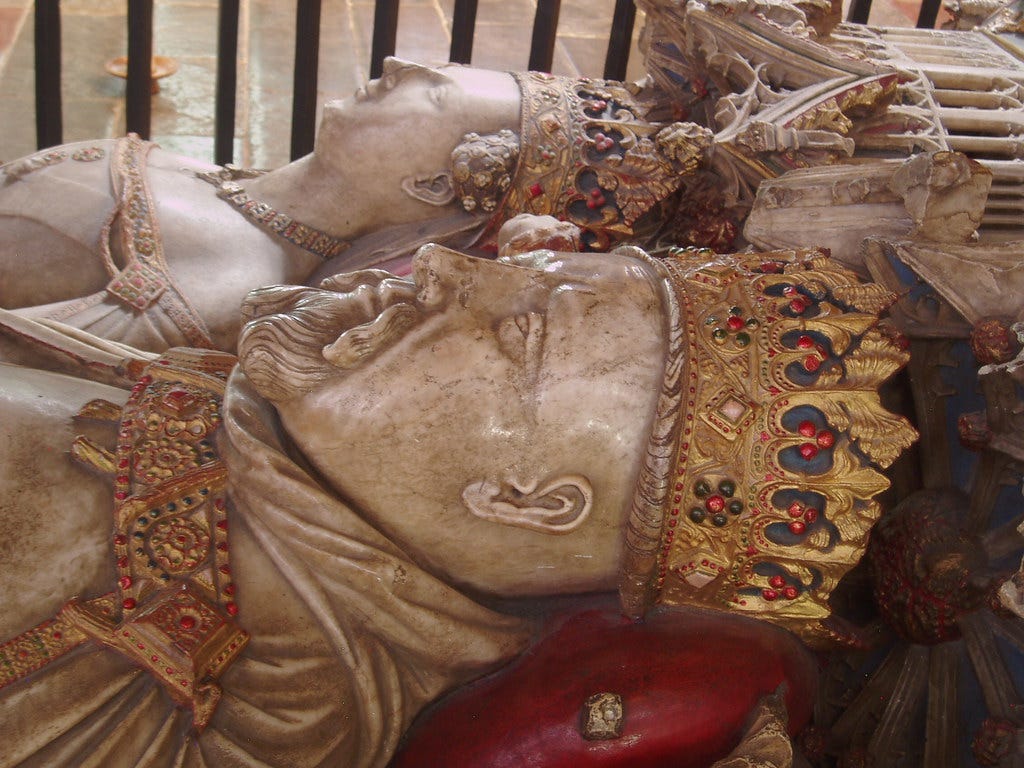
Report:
729,305,743,316
728,499,744,515
718,479,736,497
746,317,759,328
712,513,728,527
735,332,751,347
705,316,718,326
712,328,728,344
694,480,712,498
689,507,706,524
150,508,160,518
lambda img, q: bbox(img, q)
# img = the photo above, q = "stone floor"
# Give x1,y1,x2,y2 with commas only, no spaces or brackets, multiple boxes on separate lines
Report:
0,0,922,169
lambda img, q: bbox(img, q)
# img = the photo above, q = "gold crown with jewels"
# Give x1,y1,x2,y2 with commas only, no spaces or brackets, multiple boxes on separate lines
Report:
453,72,712,252
620,247,917,647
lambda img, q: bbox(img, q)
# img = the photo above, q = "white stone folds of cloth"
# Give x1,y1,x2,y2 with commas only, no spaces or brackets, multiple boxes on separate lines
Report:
0,368,531,768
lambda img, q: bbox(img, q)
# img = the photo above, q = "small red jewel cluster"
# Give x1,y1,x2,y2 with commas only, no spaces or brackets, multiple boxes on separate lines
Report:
586,187,607,209
592,132,614,152
785,499,820,535
795,419,835,462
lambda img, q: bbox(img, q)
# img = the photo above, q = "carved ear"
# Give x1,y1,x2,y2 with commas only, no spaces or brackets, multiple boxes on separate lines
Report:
401,172,456,206
461,475,593,534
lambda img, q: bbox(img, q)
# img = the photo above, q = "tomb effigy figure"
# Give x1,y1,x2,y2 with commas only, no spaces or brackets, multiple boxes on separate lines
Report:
2,0,1022,355
0,242,915,766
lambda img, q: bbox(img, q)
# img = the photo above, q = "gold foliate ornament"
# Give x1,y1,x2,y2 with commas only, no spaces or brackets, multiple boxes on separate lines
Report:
621,248,917,647
0,349,247,731
483,72,712,251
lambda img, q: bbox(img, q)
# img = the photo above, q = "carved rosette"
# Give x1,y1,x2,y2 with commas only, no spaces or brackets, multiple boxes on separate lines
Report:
493,72,712,251
624,248,916,647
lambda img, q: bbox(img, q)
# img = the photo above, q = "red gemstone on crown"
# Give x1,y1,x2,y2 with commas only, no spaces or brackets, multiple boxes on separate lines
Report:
705,495,726,513
797,420,816,437
799,443,818,460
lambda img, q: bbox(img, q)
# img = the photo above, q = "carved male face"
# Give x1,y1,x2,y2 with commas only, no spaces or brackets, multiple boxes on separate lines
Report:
239,246,668,598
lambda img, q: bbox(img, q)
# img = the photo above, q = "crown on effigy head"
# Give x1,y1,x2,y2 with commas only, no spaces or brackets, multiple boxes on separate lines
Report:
451,72,712,251
620,246,917,647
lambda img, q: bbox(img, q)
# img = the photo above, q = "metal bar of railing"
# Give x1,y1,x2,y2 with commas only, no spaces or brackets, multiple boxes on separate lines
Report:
34,0,62,149
528,0,561,72
215,0,241,166
846,0,874,23
449,0,479,64
603,0,636,81
125,0,154,138
916,0,942,27
370,0,400,79
291,0,322,160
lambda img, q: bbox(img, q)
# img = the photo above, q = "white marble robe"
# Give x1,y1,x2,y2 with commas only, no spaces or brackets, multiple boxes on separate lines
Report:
0,369,530,767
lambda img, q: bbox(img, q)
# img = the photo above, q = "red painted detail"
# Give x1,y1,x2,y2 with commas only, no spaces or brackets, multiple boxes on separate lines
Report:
391,607,816,768
705,495,726,513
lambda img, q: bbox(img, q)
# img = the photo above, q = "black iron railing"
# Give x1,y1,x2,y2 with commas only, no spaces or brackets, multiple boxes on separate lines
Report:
31,0,933,165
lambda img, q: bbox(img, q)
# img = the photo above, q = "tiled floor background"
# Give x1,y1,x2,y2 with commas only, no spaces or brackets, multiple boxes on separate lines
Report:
0,0,921,169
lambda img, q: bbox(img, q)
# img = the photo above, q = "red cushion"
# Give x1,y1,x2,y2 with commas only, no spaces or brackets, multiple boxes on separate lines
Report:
392,606,817,768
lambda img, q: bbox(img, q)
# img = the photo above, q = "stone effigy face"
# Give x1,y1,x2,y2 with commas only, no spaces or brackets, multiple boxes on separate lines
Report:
0,242,913,766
